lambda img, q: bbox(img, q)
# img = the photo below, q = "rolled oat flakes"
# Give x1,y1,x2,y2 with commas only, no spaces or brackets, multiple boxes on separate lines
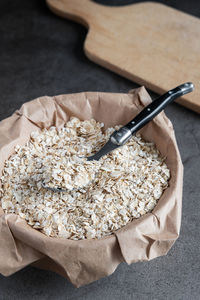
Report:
0,117,170,240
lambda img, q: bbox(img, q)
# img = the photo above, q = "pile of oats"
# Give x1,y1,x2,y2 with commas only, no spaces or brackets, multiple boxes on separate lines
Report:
0,117,170,240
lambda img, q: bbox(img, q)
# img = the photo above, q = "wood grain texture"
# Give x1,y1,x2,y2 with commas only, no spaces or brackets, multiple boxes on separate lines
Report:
46,0,200,113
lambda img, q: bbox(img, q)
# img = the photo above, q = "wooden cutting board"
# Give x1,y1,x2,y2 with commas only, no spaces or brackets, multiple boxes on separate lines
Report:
46,0,200,113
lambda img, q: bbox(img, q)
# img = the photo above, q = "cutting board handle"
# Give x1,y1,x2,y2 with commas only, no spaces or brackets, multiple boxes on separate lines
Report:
46,0,103,28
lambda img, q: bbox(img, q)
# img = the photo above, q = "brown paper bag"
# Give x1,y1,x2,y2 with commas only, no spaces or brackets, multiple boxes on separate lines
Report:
0,87,183,287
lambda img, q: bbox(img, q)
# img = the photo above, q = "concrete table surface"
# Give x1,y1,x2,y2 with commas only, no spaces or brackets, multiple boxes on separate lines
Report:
0,1,199,299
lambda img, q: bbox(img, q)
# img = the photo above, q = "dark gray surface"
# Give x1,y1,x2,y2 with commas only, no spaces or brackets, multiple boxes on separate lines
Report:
0,1,200,299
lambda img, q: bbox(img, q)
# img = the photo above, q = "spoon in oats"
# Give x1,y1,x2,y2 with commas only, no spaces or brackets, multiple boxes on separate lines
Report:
42,82,194,192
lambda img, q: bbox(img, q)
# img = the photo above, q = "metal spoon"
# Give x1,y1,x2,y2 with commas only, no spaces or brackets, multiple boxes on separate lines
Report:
42,82,194,192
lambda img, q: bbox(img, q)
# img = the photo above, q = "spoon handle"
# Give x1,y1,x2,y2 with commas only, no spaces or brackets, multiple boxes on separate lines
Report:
111,82,194,145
